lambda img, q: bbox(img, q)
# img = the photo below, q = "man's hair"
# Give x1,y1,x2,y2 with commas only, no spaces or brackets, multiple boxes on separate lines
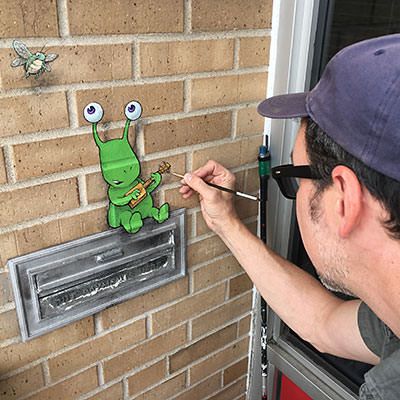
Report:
304,118,400,240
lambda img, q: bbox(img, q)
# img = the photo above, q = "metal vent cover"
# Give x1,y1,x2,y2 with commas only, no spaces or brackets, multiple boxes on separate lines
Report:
8,209,186,341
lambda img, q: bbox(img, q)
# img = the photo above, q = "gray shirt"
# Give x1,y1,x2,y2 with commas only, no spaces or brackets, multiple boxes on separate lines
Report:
358,302,400,399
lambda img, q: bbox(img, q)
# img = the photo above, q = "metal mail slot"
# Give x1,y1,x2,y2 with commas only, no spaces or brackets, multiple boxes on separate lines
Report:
8,209,186,341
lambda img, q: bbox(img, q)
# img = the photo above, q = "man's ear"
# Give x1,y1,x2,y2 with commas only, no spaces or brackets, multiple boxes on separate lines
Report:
331,165,363,238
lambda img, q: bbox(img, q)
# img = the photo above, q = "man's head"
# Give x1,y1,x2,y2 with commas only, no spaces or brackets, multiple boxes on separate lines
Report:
258,34,400,295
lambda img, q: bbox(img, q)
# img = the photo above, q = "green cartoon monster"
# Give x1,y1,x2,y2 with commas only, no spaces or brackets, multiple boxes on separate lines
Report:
83,100,169,233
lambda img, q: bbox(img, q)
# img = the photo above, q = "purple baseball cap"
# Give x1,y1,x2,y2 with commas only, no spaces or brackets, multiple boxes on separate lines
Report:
258,34,400,182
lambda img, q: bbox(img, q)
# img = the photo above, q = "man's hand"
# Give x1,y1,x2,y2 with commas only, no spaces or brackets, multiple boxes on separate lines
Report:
179,160,239,233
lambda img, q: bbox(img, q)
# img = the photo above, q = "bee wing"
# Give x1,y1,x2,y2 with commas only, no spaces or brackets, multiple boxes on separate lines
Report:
44,53,58,62
11,57,26,67
12,40,31,59
44,63,51,72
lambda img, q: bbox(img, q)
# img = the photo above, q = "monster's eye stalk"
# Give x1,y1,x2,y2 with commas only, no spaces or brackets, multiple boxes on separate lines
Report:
84,102,104,123
125,101,142,121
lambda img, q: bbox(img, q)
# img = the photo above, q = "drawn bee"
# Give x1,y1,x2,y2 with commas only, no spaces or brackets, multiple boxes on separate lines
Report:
10,40,58,79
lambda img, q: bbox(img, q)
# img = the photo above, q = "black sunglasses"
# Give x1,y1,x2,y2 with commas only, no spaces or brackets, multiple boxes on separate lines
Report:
271,164,321,200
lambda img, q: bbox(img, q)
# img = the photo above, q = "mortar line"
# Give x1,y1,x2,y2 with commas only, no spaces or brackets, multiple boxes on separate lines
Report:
0,202,107,236
0,66,268,99
234,37,241,69
231,108,238,139
133,39,140,80
97,362,105,386
183,79,191,113
56,0,70,37
184,0,192,35
94,313,103,335
122,377,129,400
66,90,79,128
0,164,101,193
135,122,145,159
2,145,16,184
0,29,272,48
42,361,52,385
77,174,88,207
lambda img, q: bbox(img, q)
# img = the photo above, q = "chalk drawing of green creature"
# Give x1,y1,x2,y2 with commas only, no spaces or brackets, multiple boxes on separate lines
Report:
83,100,169,233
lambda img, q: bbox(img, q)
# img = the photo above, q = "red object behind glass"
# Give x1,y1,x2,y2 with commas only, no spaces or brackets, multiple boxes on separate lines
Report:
280,375,312,400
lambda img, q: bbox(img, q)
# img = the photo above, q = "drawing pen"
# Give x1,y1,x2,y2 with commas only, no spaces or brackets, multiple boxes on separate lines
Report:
170,171,260,202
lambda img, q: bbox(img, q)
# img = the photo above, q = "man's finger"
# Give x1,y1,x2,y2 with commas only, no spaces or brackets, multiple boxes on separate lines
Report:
183,173,216,199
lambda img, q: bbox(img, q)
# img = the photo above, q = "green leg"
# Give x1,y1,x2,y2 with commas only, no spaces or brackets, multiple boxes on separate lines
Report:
108,204,120,228
151,203,170,224
121,211,143,234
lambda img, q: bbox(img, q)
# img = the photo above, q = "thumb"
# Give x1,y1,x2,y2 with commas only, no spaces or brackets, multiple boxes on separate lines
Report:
184,173,214,197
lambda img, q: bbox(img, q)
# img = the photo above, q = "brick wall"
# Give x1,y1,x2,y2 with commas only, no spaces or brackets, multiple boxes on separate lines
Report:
0,1,272,399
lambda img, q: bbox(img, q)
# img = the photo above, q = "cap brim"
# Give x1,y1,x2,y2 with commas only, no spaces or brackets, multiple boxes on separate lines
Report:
257,92,309,119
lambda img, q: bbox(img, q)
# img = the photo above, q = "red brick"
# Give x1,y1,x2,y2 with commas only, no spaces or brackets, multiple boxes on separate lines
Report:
0,309,20,341
169,324,237,372
26,367,98,400
238,315,251,337
239,37,271,67
208,376,246,400
237,106,265,137
151,284,225,334
0,93,69,138
235,197,258,220
191,73,267,110
103,324,186,382
135,372,186,400
144,112,231,154
0,271,13,305
127,359,166,396
164,186,200,210
187,235,229,267
192,0,272,31
86,172,108,203
86,383,123,400
192,136,261,170
0,179,79,228
229,274,252,298
224,357,248,385
100,277,189,330
48,319,146,381
13,134,99,180
0,232,18,268
192,255,242,291
68,0,184,35
140,39,234,77
0,317,94,374
0,0,59,38
173,373,221,400
191,292,252,338
0,365,44,400
190,337,249,383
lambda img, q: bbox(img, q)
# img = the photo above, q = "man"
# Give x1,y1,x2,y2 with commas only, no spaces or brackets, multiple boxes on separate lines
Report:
180,35,400,399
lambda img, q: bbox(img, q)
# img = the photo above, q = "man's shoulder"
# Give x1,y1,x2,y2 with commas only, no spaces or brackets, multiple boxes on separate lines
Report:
358,302,400,399
358,302,399,358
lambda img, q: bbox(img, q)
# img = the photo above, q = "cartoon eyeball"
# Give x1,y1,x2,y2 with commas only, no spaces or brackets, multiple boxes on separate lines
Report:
84,102,104,123
124,100,142,121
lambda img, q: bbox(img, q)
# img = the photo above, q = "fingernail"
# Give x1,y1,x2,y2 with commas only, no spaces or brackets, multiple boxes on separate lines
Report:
184,173,192,182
